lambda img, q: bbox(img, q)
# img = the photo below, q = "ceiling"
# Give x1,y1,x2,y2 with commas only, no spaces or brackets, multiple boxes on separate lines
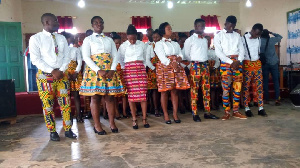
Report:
22,0,241,3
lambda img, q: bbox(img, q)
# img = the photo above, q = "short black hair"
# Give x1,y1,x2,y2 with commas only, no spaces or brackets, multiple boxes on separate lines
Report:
252,23,263,32
86,29,93,36
41,13,56,24
61,31,72,39
194,18,205,25
127,24,138,35
137,32,144,40
178,32,188,40
147,28,153,32
158,22,170,36
111,32,121,40
153,29,160,36
226,15,237,24
91,16,103,24
189,29,195,36
261,29,270,38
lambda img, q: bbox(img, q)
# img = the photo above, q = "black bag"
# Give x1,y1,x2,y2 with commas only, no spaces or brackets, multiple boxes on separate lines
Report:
259,38,269,65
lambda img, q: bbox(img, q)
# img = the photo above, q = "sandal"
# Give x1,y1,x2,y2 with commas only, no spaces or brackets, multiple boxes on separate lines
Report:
132,119,138,129
142,118,150,128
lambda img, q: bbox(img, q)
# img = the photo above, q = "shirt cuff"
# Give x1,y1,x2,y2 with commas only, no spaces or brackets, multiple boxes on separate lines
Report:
58,67,66,72
226,59,234,64
163,58,171,66
45,67,54,73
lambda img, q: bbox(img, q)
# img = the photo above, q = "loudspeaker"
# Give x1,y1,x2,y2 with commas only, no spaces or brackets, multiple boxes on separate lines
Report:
0,80,17,119
290,84,300,107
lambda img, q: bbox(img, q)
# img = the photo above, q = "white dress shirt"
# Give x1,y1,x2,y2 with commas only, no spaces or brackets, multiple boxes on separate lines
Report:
145,43,156,70
208,49,220,69
69,47,82,73
154,37,183,66
184,33,208,62
29,29,70,73
118,40,146,69
81,32,119,72
214,29,245,64
242,32,261,61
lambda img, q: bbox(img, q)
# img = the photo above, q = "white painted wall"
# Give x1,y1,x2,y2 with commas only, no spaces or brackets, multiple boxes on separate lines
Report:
239,0,300,65
21,0,240,33
0,0,23,22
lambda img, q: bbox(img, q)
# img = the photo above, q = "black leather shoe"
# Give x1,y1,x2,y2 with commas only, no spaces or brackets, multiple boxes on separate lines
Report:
245,110,254,117
174,119,181,123
94,127,107,135
204,113,219,119
193,115,201,122
65,130,77,139
165,120,172,124
258,109,268,117
110,127,119,133
84,111,92,119
50,132,60,141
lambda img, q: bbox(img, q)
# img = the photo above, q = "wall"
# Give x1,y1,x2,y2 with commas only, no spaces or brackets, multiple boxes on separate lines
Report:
21,0,240,34
0,0,23,22
239,0,300,65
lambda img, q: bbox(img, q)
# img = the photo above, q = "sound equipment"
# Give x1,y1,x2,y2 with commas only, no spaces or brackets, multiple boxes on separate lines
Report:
290,84,300,107
0,80,17,119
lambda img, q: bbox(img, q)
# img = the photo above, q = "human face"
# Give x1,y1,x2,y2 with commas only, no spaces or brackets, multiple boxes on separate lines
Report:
178,37,187,48
67,35,75,45
92,18,104,34
224,22,236,32
146,29,153,39
114,39,121,50
250,29,262,39
152,33,161,43
127,35,137,45
194,22,205,34
44,16,59,33
164,24,172,38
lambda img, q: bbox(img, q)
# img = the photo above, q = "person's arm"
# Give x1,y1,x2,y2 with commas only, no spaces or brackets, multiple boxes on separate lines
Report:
214,56,220,69
270,32,283,43
238,36,245,62
118,44,126,69
29,36,54,73
75,48,82,73
154,42,170,66
110,38,119,71
81,37,100,73
176,42,183,59
59,37,71,72
184,38,192,62
214,34,233,64
145,45,155,70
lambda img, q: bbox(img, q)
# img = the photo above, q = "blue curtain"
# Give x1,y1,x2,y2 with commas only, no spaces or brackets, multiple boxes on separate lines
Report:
287,9,300,64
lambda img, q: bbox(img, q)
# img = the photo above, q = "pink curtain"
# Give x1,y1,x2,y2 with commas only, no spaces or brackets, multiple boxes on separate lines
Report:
201,15,220,30
132,16,151,29
57,16,73,29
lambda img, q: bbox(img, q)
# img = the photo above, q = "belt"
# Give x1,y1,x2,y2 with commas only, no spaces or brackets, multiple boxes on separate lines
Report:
191,61,208,64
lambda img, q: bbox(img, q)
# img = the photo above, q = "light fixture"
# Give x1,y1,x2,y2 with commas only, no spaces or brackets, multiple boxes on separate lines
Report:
78,0,85,8
167,0,173,8
246,0,252,7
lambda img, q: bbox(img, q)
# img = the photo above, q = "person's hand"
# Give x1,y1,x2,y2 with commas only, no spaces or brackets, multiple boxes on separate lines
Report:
209,60,216,67
106,70,115,79
176,57,182,63
71,72,78,81
51,69,64,80
97,70,107,78
230,60,240,70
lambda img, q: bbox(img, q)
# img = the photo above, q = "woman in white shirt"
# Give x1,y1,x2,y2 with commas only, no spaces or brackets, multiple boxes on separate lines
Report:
154,22,190,124
145,29,162,117
61,31,84,123
119,25,150,129
80,16,125,135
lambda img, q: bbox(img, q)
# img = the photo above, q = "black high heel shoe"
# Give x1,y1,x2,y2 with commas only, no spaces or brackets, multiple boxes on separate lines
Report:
110,127,119,133
94,127,107,135
165,120,172,124
132,120,139,129
174,119,181,123
142,119,150,128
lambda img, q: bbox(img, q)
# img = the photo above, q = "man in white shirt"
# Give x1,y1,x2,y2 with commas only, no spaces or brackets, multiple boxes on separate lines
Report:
214,15,247,121
29,13,76,141
145,28,154,46
185,19,219,122
242,23,267,117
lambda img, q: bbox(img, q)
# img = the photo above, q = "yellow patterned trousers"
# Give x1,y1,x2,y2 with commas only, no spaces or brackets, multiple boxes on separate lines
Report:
36,70,72,132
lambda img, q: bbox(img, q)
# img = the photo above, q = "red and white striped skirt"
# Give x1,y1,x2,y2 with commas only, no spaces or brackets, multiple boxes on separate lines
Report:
123,61,147,102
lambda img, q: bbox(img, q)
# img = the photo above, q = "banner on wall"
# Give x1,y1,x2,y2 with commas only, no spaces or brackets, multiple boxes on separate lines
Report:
287,8,300,64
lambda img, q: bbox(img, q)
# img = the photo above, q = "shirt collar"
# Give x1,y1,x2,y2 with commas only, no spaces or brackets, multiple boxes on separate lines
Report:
193,33,204,39
162,37,172,42
222,29,234,34
93,32,105,37
42,29,53,37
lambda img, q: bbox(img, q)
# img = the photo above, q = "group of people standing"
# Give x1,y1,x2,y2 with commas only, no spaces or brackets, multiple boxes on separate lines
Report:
29,13,282,141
